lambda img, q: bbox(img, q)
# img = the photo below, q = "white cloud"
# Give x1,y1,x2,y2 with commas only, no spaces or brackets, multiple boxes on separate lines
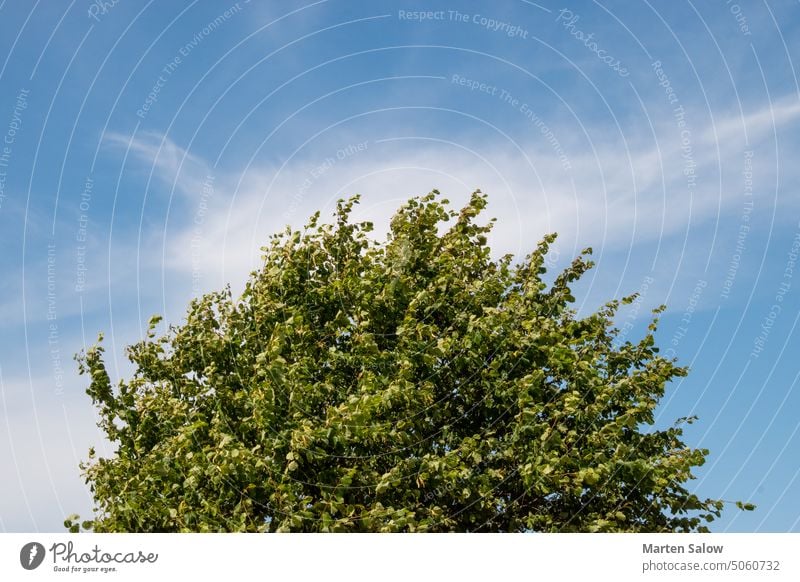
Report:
101,130,208,198
702,95,800,145
105,96,800,306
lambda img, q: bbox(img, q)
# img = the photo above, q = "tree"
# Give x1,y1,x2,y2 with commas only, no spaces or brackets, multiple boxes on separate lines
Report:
70,190,751,532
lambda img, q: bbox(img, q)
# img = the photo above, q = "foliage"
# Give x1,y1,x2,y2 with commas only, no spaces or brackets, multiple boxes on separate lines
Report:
70,190,749,532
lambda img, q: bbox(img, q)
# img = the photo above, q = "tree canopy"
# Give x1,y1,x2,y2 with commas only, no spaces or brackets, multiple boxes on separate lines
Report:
70,190,750,532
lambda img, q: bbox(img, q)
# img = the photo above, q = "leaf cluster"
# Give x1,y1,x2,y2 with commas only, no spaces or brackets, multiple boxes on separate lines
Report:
72,191,750,532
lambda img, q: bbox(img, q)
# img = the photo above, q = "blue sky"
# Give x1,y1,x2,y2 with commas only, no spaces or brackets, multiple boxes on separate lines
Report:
1,0,799,532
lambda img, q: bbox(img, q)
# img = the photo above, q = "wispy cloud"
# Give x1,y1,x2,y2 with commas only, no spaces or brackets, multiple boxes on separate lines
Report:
101,130,208,198
703,95,800,145
103,96,800,305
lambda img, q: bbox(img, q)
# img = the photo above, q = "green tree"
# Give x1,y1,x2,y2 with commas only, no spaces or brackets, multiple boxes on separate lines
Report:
70,191,751,532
